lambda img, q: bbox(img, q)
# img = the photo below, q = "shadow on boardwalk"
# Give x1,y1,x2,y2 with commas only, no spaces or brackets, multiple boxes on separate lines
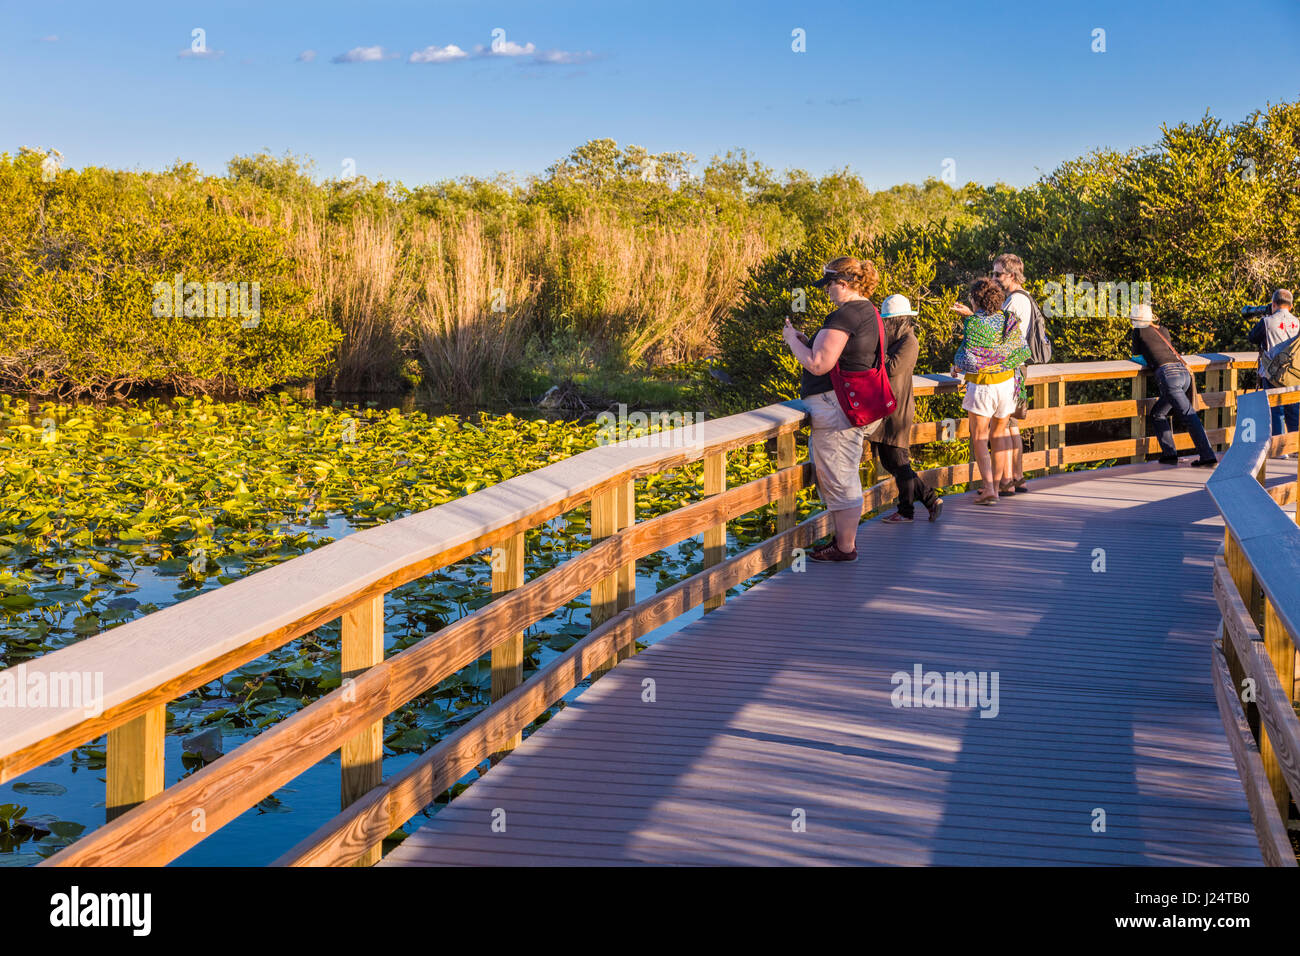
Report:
381,463,1272,866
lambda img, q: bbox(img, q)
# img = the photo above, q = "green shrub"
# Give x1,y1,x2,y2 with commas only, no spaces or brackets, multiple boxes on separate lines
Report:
0,150,339,397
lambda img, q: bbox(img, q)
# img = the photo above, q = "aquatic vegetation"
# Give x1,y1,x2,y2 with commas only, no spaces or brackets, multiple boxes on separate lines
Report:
0,392,816,861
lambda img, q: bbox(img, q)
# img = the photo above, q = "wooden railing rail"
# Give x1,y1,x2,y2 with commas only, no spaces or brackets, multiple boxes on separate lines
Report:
0,351,1284,866
1206,387,1300,866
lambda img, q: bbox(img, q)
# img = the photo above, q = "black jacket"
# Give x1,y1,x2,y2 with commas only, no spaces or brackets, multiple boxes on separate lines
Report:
877,316,918,448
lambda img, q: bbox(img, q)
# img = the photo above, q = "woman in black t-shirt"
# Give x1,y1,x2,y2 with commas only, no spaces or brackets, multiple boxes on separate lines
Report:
781,256,884,562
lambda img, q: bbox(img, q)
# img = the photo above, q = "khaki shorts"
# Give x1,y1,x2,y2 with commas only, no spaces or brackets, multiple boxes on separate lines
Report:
806,390,867,512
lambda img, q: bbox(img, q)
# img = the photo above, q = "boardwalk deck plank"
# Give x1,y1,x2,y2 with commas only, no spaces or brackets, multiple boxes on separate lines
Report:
382,462,1269,867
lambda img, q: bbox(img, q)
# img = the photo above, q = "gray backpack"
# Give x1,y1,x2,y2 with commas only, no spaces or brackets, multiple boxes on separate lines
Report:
1010,289,1053,364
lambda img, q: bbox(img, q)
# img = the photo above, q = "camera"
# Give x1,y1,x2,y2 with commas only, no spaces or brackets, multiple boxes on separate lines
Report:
1241,304,1272,318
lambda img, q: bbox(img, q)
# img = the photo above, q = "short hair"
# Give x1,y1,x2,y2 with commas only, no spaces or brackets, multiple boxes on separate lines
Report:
993,253,1025,283
969,276,1005,314
1273,288,1294,305
824,256,880,296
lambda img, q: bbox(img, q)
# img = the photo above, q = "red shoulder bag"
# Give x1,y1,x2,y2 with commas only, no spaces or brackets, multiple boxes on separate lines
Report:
828,304,896,427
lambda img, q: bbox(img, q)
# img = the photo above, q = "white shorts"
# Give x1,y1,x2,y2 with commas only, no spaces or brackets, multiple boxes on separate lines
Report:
962,378,1018,419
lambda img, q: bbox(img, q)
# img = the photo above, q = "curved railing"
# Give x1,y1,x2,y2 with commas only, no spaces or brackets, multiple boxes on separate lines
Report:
1206,387,1300,867
0,352,1274,866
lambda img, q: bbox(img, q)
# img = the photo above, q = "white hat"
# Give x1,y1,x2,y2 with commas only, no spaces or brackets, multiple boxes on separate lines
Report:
880,294,918,319
1129,303,1155,328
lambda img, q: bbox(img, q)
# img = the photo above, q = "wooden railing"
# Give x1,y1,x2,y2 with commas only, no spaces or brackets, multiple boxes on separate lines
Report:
1206,387,1300,867
0,352,1280,867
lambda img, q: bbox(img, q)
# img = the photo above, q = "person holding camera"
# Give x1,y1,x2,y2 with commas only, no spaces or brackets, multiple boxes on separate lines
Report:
781,257,884,562
1247,289,1300,446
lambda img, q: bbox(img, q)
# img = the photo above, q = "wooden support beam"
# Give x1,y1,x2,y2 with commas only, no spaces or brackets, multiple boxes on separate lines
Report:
590,488,620,678
1225,367,1239,447
1204,369,1221,448
1129,373,1146,465
776,431,797,570
1049,378,1066,474
1262,599,1298,817
106,704,165,823
341,593,384,866
615,479,637,661
1032,381,1049,472
490,532,525,753
702,450,727,612
1223,533,1263,742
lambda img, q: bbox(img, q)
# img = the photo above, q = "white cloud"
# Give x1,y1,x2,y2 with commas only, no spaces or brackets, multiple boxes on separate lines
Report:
475,40,536,57
332,45,391,64
298,49,317,62
40,35,58,43
531,49,596,65
178,48,224,59
409,44,468,63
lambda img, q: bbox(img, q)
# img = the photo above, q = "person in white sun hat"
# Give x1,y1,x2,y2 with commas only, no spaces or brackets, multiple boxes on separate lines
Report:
1129,302,1217,467
875,294,942,522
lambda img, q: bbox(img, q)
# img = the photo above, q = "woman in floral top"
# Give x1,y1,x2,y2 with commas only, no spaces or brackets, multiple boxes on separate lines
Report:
951,277,1030,505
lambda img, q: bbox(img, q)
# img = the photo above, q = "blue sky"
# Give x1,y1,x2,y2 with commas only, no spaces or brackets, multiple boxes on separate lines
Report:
2,0,1297,189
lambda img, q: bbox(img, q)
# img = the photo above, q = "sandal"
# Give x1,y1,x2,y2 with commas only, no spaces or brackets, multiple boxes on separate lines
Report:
974,491,999,506
1013,479,1029,493
882,511,914,523
998,481,1017,497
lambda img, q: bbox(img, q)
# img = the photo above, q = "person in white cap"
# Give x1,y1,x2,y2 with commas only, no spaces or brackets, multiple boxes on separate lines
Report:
875,294,942,522
1130,303,1217,466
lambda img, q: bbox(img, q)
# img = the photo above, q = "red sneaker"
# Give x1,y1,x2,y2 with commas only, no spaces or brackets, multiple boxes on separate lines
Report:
809,542,858,562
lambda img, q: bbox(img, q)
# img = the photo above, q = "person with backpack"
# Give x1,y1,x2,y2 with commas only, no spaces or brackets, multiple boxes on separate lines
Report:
875,294,943,523
1248,289,1300,446
781,256,888,562
1129,304,1217,467
952,253,1051,494
951,277,1031,506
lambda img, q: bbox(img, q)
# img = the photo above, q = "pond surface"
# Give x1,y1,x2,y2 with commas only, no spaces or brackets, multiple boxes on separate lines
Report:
0,391,811,865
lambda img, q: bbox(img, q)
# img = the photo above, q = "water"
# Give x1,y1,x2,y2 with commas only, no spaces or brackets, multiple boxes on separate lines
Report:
0,531,749,865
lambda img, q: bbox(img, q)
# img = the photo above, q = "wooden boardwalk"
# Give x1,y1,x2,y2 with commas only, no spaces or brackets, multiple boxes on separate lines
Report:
384,463,1284,865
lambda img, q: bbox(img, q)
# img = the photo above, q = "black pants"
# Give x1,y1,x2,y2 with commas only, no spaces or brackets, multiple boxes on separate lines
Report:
873,442,938,518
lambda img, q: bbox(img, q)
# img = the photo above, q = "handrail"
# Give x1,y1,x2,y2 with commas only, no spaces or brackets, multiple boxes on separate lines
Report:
0,350,1285,866
1205,387,1300,864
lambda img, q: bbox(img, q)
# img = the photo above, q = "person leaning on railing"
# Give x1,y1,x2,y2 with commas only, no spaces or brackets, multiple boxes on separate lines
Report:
781,256,884,562
1129,303,1218,467
1247,288,1300,450
950,277,1030,506
875,294,943,523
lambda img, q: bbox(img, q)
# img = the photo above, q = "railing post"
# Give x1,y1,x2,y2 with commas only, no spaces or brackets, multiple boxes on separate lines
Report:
777,431,796,570
615,479,637,661
703,450,727,612
106,704,165,822
341,593,384,866
1224,529,1261,742
1204,368,1220,449
1224,366,1239,452
1130,371,1147,465
1262,598,1297,815
1031,380,1048,471
490,532,525,749
590,487,620,677
1049,377,1066,474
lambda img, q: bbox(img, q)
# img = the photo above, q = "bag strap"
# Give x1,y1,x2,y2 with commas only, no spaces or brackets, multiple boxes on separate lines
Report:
874,303,886,370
